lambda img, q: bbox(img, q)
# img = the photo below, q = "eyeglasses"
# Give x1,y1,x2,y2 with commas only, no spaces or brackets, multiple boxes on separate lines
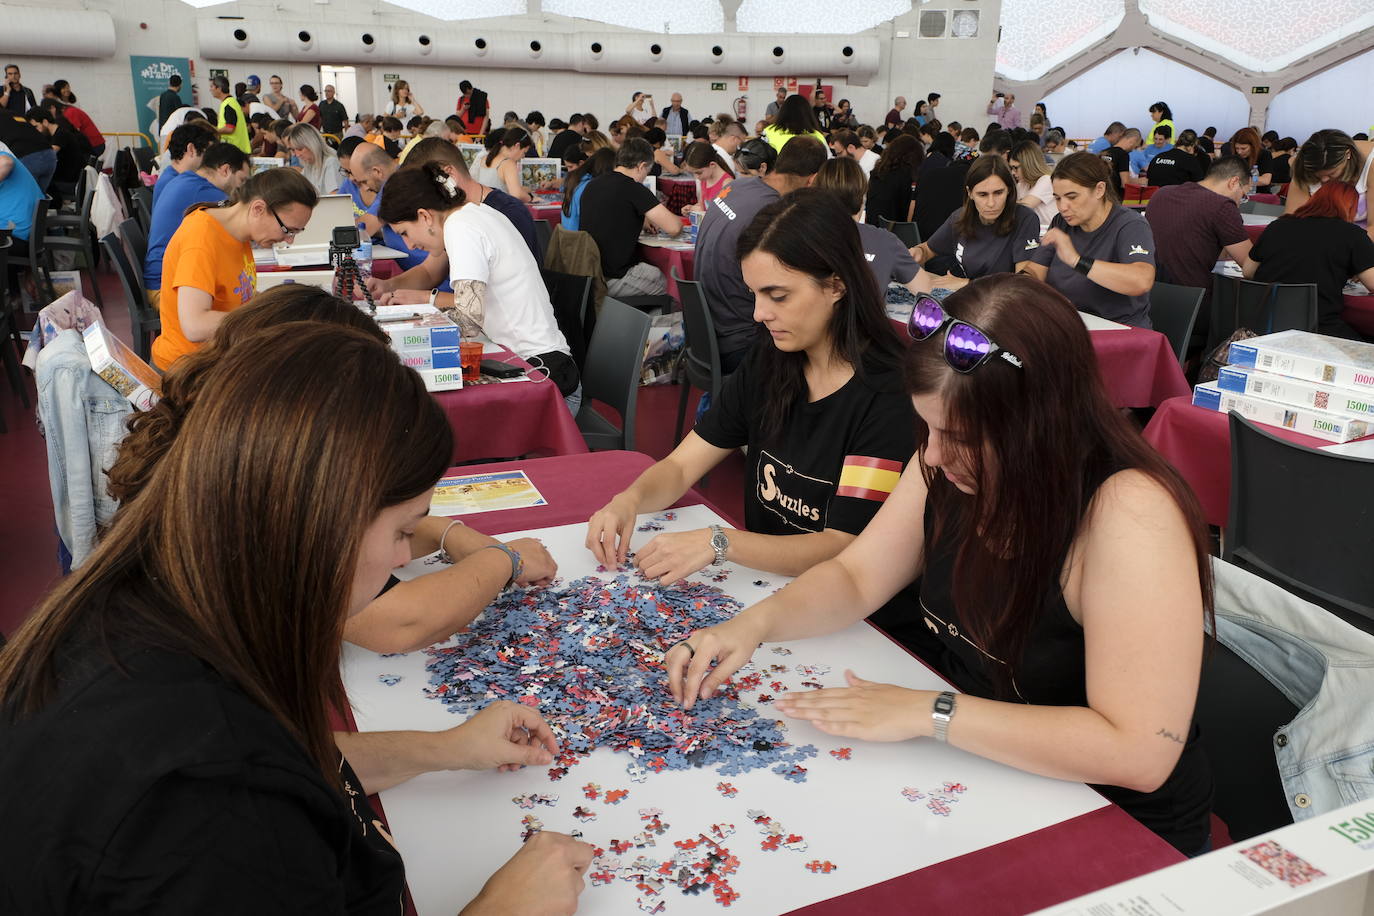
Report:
269,207,307,239
906,294,1023,374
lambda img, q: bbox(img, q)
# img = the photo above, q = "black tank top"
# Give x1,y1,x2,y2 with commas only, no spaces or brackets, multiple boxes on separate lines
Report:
917,479,1213,854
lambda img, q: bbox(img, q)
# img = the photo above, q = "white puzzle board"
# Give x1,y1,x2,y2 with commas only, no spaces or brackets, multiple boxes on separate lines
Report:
341,504,1109,916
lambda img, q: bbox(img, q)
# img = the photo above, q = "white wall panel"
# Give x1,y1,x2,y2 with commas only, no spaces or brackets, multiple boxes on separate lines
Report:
1266,49,1374,142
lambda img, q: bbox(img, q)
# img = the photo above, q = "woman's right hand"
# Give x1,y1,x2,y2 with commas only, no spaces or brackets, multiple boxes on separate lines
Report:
666,611,771,710
585,493,639,568
365,275,394,298
461,831,594,916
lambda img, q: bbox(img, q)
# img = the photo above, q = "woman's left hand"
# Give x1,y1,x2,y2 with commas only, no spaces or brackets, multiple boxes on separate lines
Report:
774,671,931,741
441,700,560,772
635,528,715,585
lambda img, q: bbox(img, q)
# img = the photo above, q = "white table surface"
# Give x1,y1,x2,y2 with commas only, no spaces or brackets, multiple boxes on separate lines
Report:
341,505,1108,916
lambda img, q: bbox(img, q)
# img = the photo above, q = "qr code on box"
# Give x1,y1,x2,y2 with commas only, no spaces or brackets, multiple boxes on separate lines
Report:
1314,391,1330,409
1239,840,1327,887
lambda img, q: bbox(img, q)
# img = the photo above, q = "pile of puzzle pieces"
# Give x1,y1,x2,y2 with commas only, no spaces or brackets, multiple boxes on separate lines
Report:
422,573,817,783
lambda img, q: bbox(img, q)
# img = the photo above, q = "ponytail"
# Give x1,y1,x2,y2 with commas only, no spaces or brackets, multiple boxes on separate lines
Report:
376,161,467,225
684,139,734,178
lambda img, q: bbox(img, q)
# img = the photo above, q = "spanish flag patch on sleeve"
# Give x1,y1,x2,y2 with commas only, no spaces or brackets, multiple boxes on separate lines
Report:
835,456,904,502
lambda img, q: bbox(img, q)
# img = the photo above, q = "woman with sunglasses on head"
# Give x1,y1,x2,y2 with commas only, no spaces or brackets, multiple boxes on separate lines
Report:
667,273,1215,856
151,167,318,372
1023,152,1157,328
1,326,594,913
911,155,1042,290
586,189,915,587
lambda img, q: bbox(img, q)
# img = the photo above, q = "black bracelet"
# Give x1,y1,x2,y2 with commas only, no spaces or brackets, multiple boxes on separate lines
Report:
1074,256,1095,277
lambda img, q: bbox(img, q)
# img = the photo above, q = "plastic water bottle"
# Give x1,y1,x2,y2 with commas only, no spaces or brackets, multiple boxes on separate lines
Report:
1250,165,1260,196
351,236,373,282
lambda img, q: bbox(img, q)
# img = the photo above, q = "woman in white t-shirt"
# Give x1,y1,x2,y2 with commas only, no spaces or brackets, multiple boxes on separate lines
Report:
1009,140,1056,234
376,162,581,415
384,80,424,122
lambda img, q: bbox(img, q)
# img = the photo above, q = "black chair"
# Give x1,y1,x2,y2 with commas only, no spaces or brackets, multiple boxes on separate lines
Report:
533,219,553,262
42,174,103,310
574,297,652,451
1226,412,1374,628
1206,275,1317,353
879,216,921,248
99,231,160,363
673,272,722,444
540,268,594,370
131,187,153,234
1195,633,1298,841
1239,200,1285,217
0,237,30,432
25,197,57,303
119,217,148,267
1148,281,1204,365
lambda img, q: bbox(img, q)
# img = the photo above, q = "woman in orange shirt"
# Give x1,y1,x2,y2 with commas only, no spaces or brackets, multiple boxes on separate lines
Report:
151,168,317,371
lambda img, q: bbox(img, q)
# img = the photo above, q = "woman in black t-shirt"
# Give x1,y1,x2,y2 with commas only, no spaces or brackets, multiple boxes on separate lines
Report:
913,154,1043,285
1224,126,1274,188
667,273,1217,856
864,133,923,226
1246,181,1374,339
0,327,593,913
588,188,916,584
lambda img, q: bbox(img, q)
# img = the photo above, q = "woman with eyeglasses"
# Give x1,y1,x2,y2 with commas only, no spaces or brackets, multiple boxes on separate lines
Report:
666,272,1215,857
151,168,318,371
586,189,916,589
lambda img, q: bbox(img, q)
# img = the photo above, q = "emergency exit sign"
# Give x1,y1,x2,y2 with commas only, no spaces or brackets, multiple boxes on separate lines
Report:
384,73,400,81
711,82,726,91
1251,86,1269,94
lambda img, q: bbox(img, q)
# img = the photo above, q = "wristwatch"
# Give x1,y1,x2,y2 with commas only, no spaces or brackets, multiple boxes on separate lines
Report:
1074,256,1095,277
708,525,729,566
931,691,957,743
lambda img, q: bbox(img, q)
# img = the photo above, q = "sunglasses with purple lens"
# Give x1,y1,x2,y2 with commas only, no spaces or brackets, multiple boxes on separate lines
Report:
906,294,1023,374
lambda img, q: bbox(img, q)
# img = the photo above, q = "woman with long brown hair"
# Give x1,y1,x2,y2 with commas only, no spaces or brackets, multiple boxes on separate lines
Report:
0,326,592,911
912,154,1042,288
1223,126,1274,188
110,285,559,652
667,273,1216,856
864,133,924,226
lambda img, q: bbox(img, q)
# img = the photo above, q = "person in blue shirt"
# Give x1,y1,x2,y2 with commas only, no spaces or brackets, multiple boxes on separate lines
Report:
143,143,250,303
348,141,429,272
561,147,613,232
1089,122,1125,155
152,121,218,209
0,143,43,295
1130,126,1174,177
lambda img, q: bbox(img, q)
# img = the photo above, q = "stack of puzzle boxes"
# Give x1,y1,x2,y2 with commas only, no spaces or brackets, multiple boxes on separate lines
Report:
373,305,463,392
1192,330,1374,443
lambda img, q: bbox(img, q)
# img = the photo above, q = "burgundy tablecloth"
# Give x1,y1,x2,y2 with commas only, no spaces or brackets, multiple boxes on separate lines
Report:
1249,193,1282,205
529,203,563,227
431,351,587,464
1245,223,1266,244
888,319,1190,409
1344,293,1374,338
1141,395,1353,527
659,176,698,215
639,243,696,301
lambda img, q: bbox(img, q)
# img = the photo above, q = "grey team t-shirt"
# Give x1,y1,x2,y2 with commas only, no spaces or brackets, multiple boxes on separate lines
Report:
1031,204,1157,327
695,177,782,356
856,222,921,291
927,204,1042,280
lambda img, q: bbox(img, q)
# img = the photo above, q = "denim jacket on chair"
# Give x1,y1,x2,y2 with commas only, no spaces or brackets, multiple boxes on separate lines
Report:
35,329,131,569
1210,557,1374,821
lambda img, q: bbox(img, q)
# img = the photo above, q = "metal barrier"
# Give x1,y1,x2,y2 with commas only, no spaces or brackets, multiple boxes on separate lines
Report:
104,131,155,149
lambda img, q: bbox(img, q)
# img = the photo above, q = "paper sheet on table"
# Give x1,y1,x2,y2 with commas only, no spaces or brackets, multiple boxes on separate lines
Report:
1078,311,1131,331
341,506,1109,916
1321,438,1374,458
429,470,548,516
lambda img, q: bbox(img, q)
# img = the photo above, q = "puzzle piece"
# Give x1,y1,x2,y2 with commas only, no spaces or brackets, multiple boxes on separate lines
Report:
805,860,839,874
572,806,597,822
376,674,403,686
582,783,601,800
716,782,738,797
829,747,852,760
771,646,793,656
604,789,630,805
901,787,927,802
927,797,953,816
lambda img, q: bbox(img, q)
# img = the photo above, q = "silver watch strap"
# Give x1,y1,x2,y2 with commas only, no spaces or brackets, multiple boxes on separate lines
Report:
932,691,957,743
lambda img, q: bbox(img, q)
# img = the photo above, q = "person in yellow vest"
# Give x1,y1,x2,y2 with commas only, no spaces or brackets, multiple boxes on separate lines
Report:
209,74,251,154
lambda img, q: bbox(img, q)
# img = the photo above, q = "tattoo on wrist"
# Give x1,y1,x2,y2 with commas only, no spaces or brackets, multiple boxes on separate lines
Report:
1156,727,1186,744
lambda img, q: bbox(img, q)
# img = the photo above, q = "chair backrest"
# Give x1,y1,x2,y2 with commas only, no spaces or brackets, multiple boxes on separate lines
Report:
533,219,553,260
1226,412,1374,623
540,268,593,370
674,273,721,396
879,216,921,248
131,187,153,233
1148,281,1204,365
100,232,159,361
1206,275,1317,352
581,297,652,450
1249,202,1285,218
119,217,148,267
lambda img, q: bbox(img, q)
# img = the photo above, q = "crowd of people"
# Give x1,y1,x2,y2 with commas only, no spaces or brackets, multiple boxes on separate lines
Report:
3,65,1374,913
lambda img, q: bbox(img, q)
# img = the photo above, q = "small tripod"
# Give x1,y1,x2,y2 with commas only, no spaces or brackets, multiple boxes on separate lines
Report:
331,245,376,314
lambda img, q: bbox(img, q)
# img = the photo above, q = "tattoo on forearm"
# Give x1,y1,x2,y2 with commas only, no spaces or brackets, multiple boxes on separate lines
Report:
442,280,487,338
1156,727,1186,744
